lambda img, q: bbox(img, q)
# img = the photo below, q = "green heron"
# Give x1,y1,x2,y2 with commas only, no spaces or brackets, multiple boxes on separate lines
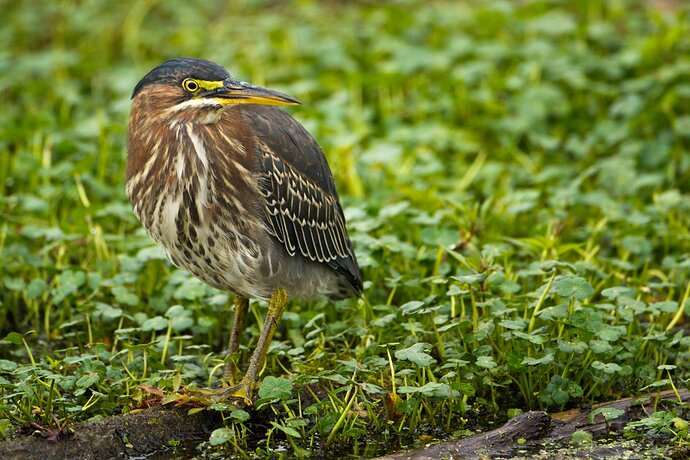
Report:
126,57,362,403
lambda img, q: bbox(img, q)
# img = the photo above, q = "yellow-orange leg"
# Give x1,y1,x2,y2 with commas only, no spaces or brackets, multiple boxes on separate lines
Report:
183,288,288,407
224,296,249,383
232,288,288,403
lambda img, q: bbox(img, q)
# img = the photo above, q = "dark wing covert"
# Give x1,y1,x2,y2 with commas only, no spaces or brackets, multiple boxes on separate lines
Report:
243,106,362,294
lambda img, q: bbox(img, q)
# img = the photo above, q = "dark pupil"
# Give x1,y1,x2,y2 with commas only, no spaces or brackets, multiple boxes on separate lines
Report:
187,81,198,91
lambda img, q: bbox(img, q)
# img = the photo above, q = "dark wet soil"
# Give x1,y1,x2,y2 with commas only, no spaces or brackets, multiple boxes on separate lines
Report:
0,389,688,459
0,405,222,460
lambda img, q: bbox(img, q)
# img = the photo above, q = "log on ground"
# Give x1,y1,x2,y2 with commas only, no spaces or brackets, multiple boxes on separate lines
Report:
376,389,690,460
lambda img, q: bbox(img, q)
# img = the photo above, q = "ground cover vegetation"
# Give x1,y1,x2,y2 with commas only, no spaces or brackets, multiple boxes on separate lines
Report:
1,0,690,457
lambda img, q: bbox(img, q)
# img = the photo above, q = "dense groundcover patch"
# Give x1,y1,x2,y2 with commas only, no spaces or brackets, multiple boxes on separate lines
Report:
1,0,690,457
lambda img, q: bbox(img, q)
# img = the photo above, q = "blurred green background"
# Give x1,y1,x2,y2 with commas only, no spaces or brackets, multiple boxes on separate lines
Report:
2,0,690,456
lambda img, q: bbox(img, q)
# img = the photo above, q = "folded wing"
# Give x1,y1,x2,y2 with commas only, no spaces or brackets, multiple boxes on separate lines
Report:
244,106,362,294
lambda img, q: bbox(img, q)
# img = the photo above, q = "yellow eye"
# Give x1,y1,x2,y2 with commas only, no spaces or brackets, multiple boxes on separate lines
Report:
182,78,199,93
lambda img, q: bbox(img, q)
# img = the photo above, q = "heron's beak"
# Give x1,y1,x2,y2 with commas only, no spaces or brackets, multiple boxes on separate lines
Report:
207,79,301,106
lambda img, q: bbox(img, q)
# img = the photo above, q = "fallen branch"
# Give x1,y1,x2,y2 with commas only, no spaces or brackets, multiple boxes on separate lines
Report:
550,388,689,439
375,389,690,460
0,389,687,459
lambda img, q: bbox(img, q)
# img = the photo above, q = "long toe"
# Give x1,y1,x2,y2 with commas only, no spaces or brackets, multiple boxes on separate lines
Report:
221,382,253,407
178,383,253,407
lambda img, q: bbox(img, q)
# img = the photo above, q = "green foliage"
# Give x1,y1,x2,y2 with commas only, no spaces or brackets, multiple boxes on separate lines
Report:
395,343,436,367
539,376,583,408
258,376,293,401
588,407,626,425
571,430,593,446
209,427,234,446
625,411,688,439
1,0,690,457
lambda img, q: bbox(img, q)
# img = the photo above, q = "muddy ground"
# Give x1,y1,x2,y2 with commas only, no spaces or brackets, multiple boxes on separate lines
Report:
0,389,688,459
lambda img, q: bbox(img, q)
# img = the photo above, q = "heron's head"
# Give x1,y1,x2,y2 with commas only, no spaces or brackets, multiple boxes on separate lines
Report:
131,57,300,124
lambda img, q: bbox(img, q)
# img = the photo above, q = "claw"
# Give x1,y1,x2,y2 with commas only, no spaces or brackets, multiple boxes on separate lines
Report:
224,382,253,407
175,288,287,410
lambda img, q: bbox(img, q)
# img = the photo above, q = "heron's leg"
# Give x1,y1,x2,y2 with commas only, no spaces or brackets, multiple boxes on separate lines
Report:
178,288,288,407
223,296,249,383
229,288,289,404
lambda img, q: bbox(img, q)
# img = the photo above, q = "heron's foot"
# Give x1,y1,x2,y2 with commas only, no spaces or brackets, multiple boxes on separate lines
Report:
177,381,254,408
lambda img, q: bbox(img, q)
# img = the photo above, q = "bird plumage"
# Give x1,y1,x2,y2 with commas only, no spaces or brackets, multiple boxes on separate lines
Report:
126,58,361,301
249,106,362,293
